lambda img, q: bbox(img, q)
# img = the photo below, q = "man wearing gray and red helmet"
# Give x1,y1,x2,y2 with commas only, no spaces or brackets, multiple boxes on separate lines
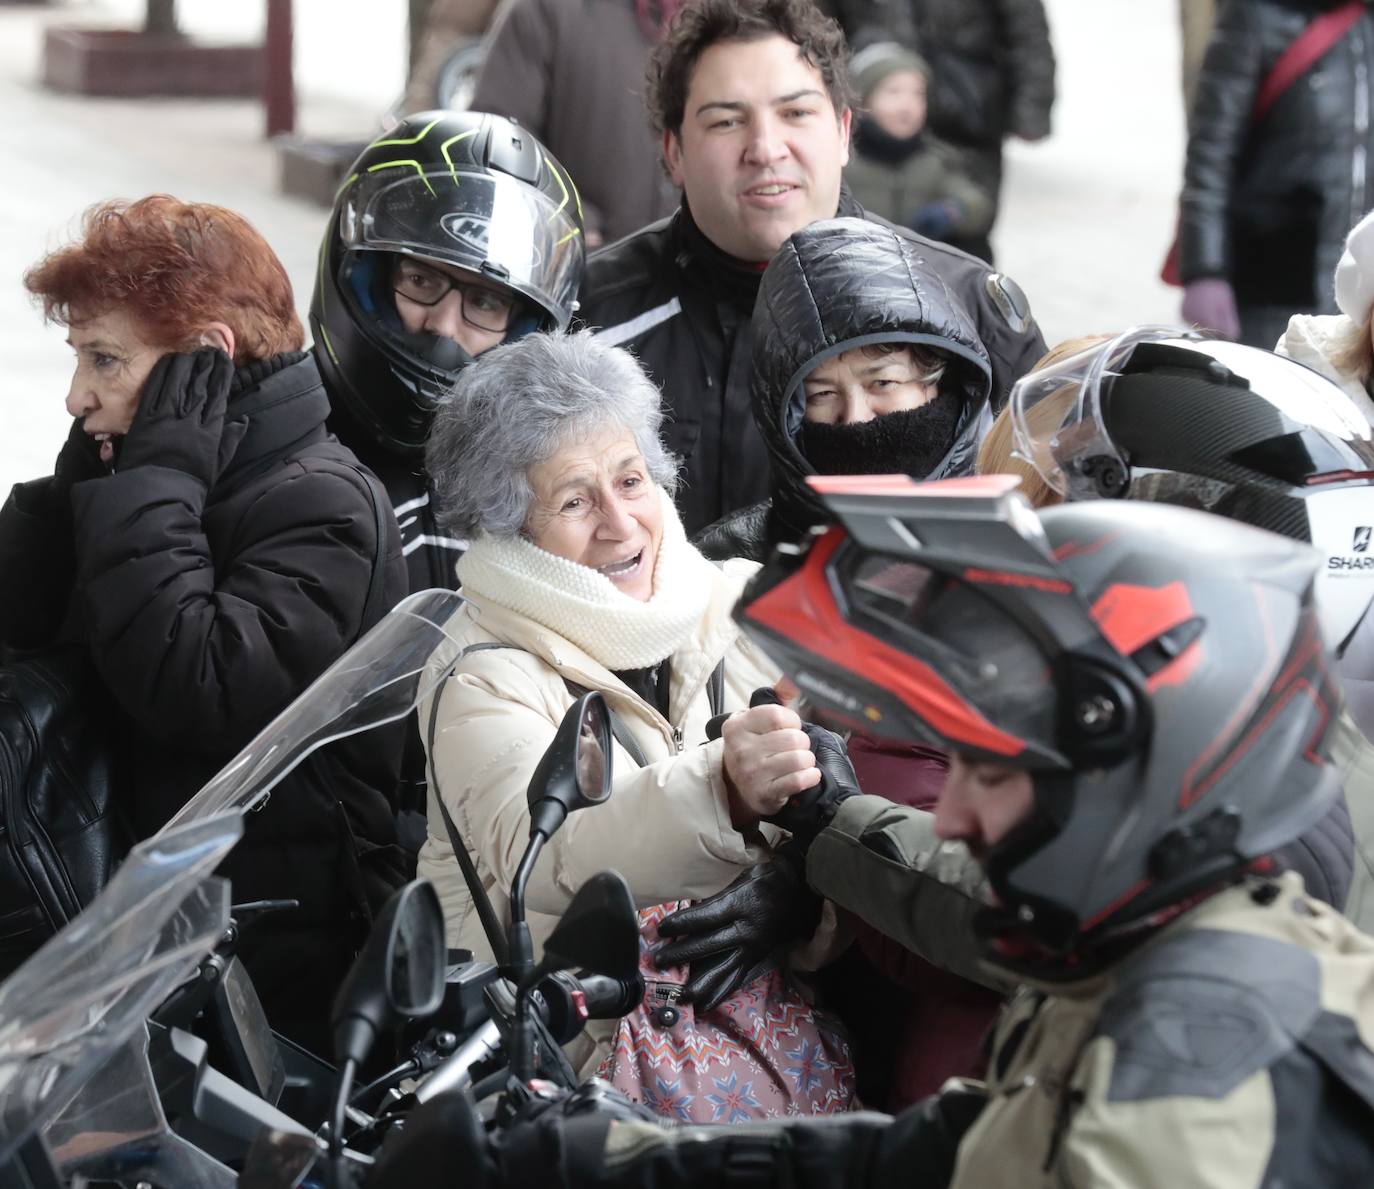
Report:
369,478,1374,1188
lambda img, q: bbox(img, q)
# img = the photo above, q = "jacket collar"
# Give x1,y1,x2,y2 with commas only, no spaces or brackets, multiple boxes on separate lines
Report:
218,352,332,489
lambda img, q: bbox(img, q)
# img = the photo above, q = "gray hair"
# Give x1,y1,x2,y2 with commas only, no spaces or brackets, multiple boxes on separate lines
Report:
426,329,679,539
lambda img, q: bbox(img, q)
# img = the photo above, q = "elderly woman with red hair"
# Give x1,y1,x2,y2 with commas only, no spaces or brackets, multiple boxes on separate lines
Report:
0,195,409,1053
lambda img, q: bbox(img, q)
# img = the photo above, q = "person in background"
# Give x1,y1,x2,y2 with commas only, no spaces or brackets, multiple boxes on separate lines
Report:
844,42,993,256
1177,0,1374,347
0,196,409,1055
827,0,1055,263
579,0,1046,539
1276,206,1374,421
470,0,683,247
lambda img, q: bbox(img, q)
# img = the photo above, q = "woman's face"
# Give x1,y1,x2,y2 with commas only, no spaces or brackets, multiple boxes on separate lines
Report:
65,307,166,461
802,345,943,426
525,425,664,603
391,256,514,359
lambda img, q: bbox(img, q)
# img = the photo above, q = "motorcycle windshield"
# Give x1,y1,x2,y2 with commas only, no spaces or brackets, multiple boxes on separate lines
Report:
0,588,467,1162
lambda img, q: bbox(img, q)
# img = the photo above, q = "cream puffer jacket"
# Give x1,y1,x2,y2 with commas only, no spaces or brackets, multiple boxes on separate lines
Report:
1275,313,1374,423
416,558,784,975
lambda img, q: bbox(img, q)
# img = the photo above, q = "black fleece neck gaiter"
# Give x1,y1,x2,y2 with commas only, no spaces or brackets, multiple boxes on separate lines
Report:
799,388,963,479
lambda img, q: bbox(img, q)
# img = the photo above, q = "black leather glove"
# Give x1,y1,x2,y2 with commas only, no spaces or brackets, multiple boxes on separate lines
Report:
51,418,107,502
653,843,822,1010
118,348,243,486
763,722,861,848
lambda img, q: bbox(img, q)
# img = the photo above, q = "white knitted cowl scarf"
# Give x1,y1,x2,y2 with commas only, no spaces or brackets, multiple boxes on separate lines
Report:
455,488,716,672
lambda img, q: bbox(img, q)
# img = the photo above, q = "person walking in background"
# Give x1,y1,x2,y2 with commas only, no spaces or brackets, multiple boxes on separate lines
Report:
470,0,683,246
844,42,994,256
1177,0,1374,347
827,0,1055,263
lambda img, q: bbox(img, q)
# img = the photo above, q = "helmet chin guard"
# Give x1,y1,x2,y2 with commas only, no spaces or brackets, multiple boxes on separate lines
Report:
736,474,1341,975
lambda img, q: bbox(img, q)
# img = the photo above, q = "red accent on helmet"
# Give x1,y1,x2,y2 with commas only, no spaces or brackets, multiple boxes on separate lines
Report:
1304,470,1374,485
742,528,1029,757
1090,581,1195,658
963,567,1074,594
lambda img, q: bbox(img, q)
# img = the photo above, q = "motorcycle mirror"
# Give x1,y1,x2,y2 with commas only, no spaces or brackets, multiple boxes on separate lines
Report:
331,880,446,1071
525,692,614,840
539,870,640,984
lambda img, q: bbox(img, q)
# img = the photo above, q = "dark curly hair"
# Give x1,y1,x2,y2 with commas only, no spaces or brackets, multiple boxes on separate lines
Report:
647,0,853,138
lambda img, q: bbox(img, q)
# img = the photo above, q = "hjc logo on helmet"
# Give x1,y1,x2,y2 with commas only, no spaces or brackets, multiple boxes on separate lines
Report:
440,213,493,257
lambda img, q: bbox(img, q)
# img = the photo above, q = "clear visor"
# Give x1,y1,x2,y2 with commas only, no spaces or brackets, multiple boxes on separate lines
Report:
1008,326,1188,499
340,169,583,328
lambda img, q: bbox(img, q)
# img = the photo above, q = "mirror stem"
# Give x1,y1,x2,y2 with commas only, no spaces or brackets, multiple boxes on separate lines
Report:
506,834,545,983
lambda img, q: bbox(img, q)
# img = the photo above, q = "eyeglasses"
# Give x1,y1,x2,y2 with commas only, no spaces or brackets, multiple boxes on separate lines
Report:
391,259,517,333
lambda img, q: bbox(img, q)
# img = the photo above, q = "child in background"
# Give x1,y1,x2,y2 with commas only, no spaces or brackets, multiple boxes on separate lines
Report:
845,42,994,257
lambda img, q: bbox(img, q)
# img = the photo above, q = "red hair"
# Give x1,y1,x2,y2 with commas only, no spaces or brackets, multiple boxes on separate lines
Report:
24,195,303,365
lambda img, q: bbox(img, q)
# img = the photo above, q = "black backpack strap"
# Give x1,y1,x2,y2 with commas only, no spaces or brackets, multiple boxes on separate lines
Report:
426,642,517,966
344,463,390,627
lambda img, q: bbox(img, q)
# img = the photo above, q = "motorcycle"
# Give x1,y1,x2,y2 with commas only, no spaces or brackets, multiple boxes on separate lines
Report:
0,589,644,1187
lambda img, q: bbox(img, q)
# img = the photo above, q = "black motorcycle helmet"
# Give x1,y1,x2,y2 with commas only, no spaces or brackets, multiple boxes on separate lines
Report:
1010,327,1374,652
311,111,586,455
736,475,1341,978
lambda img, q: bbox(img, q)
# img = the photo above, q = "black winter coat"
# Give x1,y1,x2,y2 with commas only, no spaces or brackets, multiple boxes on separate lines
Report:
579,193,1045,537
829,0,1056,147
0,352,410,1054
1180,0,1374,312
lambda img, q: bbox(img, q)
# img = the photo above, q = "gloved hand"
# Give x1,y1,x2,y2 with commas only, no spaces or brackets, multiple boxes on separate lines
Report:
653,842,823,1010
908,199,961,240
763,721,861,847
52,417,107,501
117,347,243,486
1181,277,1240,341
369,1090,495,1188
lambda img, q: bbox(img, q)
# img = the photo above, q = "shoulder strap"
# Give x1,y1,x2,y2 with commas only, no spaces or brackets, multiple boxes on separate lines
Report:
1253,0,1365,123
344,463,390,628
427,642,516,966
707,658,725,718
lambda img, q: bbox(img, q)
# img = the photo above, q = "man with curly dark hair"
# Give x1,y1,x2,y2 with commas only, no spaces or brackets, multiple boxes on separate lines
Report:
578,0,1046,539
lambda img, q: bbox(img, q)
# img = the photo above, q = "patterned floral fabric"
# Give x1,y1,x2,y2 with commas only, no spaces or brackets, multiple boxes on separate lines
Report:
595,902,857,1122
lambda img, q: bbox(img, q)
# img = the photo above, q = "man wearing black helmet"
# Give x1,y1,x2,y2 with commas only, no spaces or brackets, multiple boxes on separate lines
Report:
311,110,586,593
370,480,1374,1188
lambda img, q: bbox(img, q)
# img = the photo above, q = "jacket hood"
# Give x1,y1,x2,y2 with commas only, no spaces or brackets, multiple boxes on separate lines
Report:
751,217,994,536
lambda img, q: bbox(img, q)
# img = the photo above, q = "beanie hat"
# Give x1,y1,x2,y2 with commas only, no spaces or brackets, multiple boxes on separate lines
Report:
1335,207,1374,325
849,40,931,103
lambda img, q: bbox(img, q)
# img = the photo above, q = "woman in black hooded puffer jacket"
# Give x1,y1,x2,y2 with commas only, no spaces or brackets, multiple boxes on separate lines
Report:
694,216,995,562
1179,0,1374,348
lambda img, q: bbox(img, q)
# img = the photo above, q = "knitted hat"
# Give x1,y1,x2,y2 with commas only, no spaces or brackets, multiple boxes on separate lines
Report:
848,40,931,103
1335,207,1374,325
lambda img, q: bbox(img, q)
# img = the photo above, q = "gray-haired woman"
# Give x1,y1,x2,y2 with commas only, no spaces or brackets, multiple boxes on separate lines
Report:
415,330,837,1085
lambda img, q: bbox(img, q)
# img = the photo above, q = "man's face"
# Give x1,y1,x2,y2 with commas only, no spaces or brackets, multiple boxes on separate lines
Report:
933,754,1035,863
663,34,851,264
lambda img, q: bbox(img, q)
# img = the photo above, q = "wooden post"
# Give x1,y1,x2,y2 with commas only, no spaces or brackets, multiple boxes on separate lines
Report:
144,0,178,36
263,0,295,137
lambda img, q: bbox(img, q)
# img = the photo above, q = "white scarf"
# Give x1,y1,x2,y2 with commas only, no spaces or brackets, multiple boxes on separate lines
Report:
455,489,716,671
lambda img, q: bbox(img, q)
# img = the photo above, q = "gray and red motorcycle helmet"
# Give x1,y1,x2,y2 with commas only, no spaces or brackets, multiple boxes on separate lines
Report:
311,111,586,456
735,476,1342,977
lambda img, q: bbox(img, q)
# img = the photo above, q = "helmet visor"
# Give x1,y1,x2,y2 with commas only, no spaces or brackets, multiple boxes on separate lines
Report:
839,547,1062,760
340,169,583,329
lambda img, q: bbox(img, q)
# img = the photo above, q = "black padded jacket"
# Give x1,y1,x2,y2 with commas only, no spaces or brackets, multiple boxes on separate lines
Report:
1179,0,1374,311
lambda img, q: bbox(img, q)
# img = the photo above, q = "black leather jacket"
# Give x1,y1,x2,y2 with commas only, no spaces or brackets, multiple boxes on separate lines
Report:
1180,0,1374,310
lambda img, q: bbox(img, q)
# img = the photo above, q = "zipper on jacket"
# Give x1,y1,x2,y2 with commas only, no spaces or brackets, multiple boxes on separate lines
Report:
672,725,684,753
